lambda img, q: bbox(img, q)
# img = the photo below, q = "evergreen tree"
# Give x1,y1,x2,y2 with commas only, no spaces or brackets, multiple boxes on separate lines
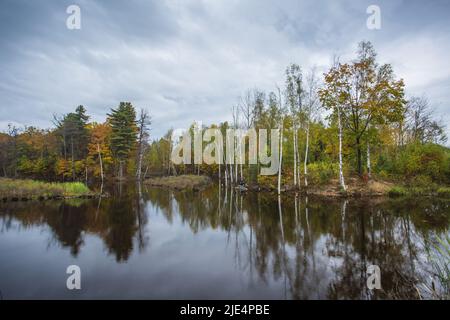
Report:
54,105,89,180
108,102,137,179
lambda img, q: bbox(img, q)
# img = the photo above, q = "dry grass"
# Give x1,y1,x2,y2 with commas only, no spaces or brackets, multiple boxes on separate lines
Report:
145,175,212,191
258,175,396,197
0,178,91,200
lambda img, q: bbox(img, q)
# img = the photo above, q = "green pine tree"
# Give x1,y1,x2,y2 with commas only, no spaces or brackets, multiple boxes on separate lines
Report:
108,102,137,179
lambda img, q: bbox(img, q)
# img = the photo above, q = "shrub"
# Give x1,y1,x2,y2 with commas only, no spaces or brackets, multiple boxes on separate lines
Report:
376,170,390,180
62,182,90,195
307,162,339,186
437,187,450,197
388,186,408,197
408,174,433,188
0,178,91,199
396,144,449,183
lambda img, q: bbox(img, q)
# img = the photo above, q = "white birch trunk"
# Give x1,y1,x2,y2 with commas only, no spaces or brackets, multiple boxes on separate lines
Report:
143,165,148,179
304,122,310,187
296,134,300,188
136,145,144,180
293,124,297,188
218,145,221,184
337,106,346,191
224,146,228,187
278,119,284,195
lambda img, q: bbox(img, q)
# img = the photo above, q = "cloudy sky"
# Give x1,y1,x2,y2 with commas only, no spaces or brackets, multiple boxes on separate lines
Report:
1,0,449,139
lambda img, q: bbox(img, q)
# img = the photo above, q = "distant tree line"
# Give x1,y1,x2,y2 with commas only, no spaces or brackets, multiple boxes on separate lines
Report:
0,102,151,182
0,41,448,187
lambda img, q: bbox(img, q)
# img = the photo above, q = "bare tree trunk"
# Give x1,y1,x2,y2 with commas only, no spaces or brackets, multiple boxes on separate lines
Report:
119,161,123,181
356,137,362,176
230,163,234,185
136,109,151,180
237,131,241,183
224,162,228,187
240,161,243,183
293,124,297,188
337,106,346,191
63,133,67,161
278,119,284,195
171,162,177,176
143,165,148,179
71,136,75,181
296,134,300,188
218,144,221,184
224,144,228,187
304,122,310,187
168,138,174,175
231,105,241,185
367,142,371,179
277,87,284,195
97,143,104,186
136,149,143,180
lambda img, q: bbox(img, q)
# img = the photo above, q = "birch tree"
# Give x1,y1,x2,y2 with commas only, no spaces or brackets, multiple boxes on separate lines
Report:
319,62,347,190
337,104,347,190
285,64,302,189
277,87,285,195
303,68,320,187
240,89,255,184
320,41,405,178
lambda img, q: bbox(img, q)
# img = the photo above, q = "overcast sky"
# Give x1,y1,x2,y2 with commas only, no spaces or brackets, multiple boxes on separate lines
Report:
1,0,449,139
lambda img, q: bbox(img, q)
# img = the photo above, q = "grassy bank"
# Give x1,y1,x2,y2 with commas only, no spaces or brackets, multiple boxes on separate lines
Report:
388,185,450,198
253,175,450,198
0,178,93,201
145,175,212,191
253,175,395,197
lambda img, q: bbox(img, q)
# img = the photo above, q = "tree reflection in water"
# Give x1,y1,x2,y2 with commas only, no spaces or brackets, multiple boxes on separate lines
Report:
0,183,449,299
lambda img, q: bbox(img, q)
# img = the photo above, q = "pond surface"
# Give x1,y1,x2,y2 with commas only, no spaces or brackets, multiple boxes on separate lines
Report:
0,183,449,299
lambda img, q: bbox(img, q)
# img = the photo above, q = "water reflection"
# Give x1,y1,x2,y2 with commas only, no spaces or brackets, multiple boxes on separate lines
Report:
0,183,449,299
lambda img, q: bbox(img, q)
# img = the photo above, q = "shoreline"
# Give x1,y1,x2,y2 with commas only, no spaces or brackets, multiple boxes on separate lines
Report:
144,175,212,192
2,176,449,202
1,194,103,202
144,175,450,199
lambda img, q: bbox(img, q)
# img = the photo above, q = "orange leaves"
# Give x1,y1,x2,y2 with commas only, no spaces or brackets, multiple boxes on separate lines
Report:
87,122,113,177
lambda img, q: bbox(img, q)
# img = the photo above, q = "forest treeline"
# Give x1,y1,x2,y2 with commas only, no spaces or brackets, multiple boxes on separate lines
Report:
0,41,449,189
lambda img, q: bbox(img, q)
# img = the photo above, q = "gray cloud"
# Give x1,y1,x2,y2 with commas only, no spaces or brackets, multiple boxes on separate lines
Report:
0,0,449,139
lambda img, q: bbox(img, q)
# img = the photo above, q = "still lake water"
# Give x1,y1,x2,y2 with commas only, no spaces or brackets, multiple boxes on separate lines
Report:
0,183,449,299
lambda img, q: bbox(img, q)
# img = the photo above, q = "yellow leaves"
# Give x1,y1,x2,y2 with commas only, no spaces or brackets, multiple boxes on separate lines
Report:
56,159,70,177
84,122,115,177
